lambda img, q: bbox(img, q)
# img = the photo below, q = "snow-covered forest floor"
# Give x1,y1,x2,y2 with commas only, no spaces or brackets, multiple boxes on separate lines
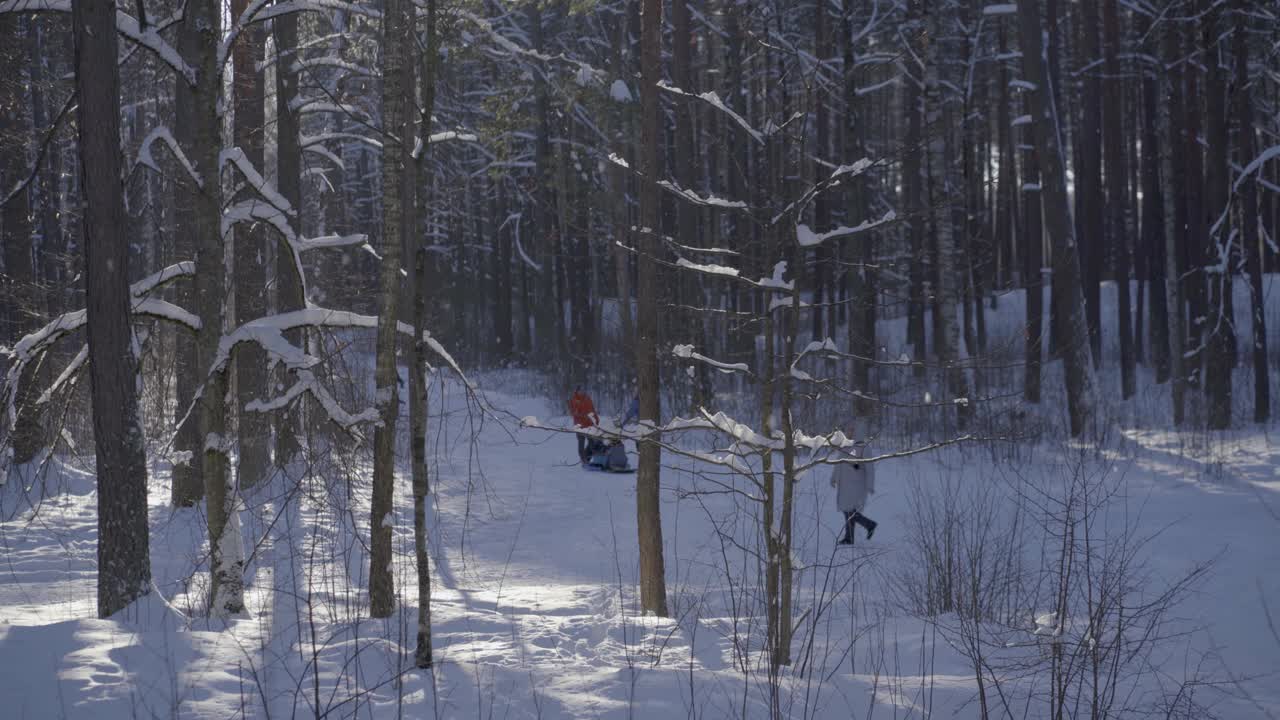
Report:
1,283,1279,720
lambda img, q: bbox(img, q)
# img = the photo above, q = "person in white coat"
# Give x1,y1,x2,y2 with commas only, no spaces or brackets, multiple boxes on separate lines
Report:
830,455,877,544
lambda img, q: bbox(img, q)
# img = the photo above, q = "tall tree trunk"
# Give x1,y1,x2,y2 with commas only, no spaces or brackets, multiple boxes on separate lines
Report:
369,0,415,619
1181,22,1206,390
1016,0,1098,437
1142,68,1170,384
169,0,204,507
73,0,152,619
1103,0,1135,398
232,0,270,488
529,3,558,367
635,0,668,618
1079,0,1104,367
0,12,42,470
1202,0,1233,429
1161,21,1188,425
187,0,243,616
844,0,877,414
409,0,439,668
273,6,304,466
1235,3,1268,423
903,0,927,373
927,10,970,428
1023,94,1044,404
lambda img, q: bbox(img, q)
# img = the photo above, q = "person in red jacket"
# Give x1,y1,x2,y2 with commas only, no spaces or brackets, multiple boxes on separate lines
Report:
568,386,600,463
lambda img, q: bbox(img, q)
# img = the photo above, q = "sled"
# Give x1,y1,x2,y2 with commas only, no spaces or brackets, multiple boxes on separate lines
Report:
586,453,634,471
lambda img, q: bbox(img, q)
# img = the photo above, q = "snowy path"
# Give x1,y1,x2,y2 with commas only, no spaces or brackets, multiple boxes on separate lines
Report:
1,380,1279,718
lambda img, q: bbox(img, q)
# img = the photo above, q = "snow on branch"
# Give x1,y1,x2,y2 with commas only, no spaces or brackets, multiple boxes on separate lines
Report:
457,9,605,86
36,345,87,405
136,126,203,187
3,263,197,440
698,408,783,450
1234,144,1280,192
245,369,379,430
221,148,296,216
0,1,196,85
757,261,794,291
657,180,748,209
982,4,1017,15
675,258,741,280
253,0,381,22
796,209,897,247
301,132,382,150
294,233,372,253
657,80,764,143
672,344,752,375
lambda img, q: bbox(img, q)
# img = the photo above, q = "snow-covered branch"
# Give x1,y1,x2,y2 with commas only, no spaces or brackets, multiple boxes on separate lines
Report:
136,126,203,188
657,80,764,143
0,1,195,85
796,209,897,247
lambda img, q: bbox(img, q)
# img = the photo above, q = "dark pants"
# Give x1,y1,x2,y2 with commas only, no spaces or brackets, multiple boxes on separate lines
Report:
577,431,588,462
840,510,876,542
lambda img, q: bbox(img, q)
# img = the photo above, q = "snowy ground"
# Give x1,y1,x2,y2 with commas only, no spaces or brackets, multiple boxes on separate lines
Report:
1,275,1279,719
1,371,1278,719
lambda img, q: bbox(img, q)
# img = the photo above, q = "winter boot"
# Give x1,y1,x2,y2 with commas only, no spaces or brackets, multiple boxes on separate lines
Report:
838,512,855,545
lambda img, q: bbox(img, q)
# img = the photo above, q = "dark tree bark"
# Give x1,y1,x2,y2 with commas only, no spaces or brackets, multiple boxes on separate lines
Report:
0,12,43,470
409,0,440,668
1103,0,1135,398
1016,0,1098,437
902,0,927,373
1078,0,1104,367
1161,20,1188,425
1142,66,1170,384
273,5,304,466
844,0,877,415
1235,3,1268,423
529,3,558,367
369,0,415,619
1202,0,1233,429
1023,95,1044,404
634,0,668,618
72,0,152,619
169,0,204,508
232,0,270,487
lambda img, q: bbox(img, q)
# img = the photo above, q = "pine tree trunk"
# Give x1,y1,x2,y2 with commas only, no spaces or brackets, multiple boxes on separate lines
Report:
1235,4,1269,423
169,0,204,508
73,0,152,619
927,10,970,428
410,0,439,667
1161,22,1188,425
232,0,270,488
1023,94,1044,404
273,8,304,467
369,0,415,619
1016,0,1098,437
186,0,243,616
844,0,877,415
1079,0,1104,367
1202,0,1233,429
1142,69,1170,384
635,0,668,618
903,0,926,373
1,12,42,470
1103,0,1135,398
